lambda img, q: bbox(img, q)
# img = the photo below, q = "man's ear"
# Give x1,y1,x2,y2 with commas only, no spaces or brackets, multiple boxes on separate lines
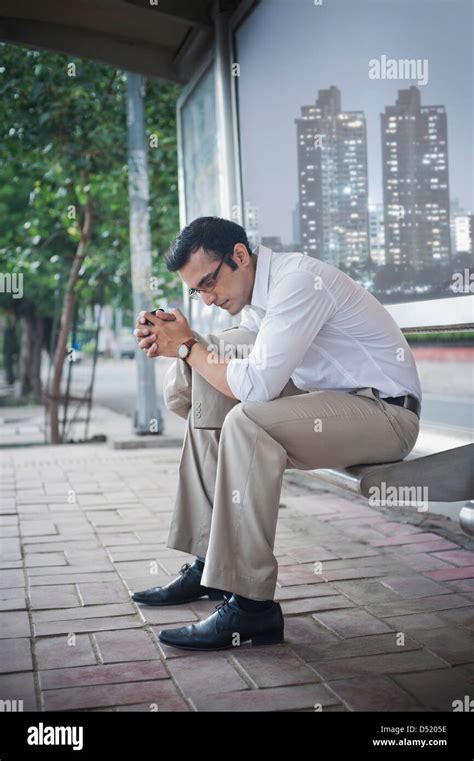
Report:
234,243,248,264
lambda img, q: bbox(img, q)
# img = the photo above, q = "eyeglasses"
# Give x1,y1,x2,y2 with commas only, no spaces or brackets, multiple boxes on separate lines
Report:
188,253,232,300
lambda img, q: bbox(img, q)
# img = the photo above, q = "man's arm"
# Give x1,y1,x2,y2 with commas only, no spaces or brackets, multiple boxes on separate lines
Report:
185,341,238,400
134,309,239,399
185,307,259,398
225,270,337,403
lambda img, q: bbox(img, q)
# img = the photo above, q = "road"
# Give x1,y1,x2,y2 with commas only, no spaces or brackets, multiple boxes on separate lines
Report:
64,355,185,437
66,352,473,437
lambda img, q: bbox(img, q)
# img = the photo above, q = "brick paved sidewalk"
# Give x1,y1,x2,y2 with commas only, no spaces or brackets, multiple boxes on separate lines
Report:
1,443,474,712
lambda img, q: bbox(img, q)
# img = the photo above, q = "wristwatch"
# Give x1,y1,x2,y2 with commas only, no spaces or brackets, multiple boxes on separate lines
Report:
177,338,198,362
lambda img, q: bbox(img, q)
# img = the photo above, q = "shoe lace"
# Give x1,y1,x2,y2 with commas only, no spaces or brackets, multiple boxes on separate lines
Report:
179,562,192,576
214,592,232,618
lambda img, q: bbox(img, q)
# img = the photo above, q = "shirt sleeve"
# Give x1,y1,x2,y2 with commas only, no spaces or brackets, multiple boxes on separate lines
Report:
226,269,337,402
238,307,259,334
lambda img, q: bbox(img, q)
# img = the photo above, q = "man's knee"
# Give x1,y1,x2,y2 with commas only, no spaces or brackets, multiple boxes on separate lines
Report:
163,391,192,420
162,359,192,420
207,327,256,360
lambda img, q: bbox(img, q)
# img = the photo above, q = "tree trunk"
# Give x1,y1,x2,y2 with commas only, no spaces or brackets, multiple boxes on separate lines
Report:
48,188,93,444
30,315,44,403
19,309,44,401
3,313,19,386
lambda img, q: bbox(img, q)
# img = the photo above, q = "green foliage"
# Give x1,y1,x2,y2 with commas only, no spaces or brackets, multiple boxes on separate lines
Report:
0,44,183,319
404,331,474,345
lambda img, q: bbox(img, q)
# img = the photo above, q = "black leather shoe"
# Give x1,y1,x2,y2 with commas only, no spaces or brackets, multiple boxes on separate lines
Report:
131,560,230,606
158,594,284,650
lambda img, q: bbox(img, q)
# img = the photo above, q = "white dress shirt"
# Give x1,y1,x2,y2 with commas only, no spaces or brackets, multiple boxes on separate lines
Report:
226,245,422,404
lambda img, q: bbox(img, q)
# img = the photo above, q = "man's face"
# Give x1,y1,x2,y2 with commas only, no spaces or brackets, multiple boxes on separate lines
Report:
178,243,256,315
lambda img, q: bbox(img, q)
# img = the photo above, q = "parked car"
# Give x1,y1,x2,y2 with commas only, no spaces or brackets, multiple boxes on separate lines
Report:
118,329,136,359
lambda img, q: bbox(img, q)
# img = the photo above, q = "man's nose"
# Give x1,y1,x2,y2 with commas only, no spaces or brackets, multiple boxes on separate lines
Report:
202,291,218,307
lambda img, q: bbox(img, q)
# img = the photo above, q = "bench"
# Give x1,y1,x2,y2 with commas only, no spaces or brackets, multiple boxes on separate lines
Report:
311,442,474,536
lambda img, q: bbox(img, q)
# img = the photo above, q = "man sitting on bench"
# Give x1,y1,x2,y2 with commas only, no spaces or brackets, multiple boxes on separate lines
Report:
131,215,422,651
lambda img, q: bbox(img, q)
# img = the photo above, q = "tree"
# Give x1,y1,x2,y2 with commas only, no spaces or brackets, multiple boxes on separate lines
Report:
0,44,182,437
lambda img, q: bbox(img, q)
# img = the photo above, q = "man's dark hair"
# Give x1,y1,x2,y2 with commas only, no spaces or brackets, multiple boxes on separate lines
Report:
165,216,253,272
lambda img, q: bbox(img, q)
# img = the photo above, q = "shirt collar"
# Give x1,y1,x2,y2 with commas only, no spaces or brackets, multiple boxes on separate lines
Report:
248,243,272,313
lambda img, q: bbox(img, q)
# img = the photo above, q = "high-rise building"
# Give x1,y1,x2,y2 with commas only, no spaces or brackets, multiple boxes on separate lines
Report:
244,201,260,250
450,199,467,253
454,214,473,255
450,200,473,257
295,86,370,266
369,202,386,266
292,202,301,248
381,86,451,270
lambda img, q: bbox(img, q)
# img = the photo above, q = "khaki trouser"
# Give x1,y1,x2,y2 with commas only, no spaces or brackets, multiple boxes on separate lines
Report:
163,326,420,600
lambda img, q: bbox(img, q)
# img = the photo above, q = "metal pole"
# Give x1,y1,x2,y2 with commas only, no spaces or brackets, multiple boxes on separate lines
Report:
126,71,163,435
213,1,240,330
213,1,237,220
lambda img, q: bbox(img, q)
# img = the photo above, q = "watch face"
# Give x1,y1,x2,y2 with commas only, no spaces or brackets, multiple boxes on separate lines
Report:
178,343,188,359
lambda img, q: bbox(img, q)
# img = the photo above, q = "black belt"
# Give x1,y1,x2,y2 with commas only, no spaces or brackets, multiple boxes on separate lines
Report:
379,392,421,418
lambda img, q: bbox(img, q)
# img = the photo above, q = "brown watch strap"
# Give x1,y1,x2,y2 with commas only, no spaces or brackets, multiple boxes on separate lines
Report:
182,337,198,361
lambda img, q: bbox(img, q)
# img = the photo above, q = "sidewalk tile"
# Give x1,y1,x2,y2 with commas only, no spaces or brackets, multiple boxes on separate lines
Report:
312,609,392,638
432,550,474,567
0,570,25,588
401,626,474,665
0,590,27,612
35,635,97,670
77,582,132,605
365,594,473,618
327,675,424,711
94,629,159,663
0,671,38,711
283,616,341,646
370,533,455,548
330,580,401,605
285,545,338,563
437,606,474,627
39,659,168,689
382,612,449,631
311,650,449,680
29,585,81,609
0,638,32,673
192,683,340,712
23,553,67,568
292,632,421,662
0,611,31,639
277,565,327,587
393,666,474,711
137,607,198,625
29,572,118,586
425,566,474,582
381,576,451,598
32,603,137,623
166,653,248,698
34,615,142,637
448,579,474,593
43,678,181,711
401,553,456,572
233,650,320,688
274,583,340,601
281,595,355,616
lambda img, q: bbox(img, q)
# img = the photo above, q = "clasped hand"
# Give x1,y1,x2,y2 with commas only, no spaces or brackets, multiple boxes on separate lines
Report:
134,308,194,358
